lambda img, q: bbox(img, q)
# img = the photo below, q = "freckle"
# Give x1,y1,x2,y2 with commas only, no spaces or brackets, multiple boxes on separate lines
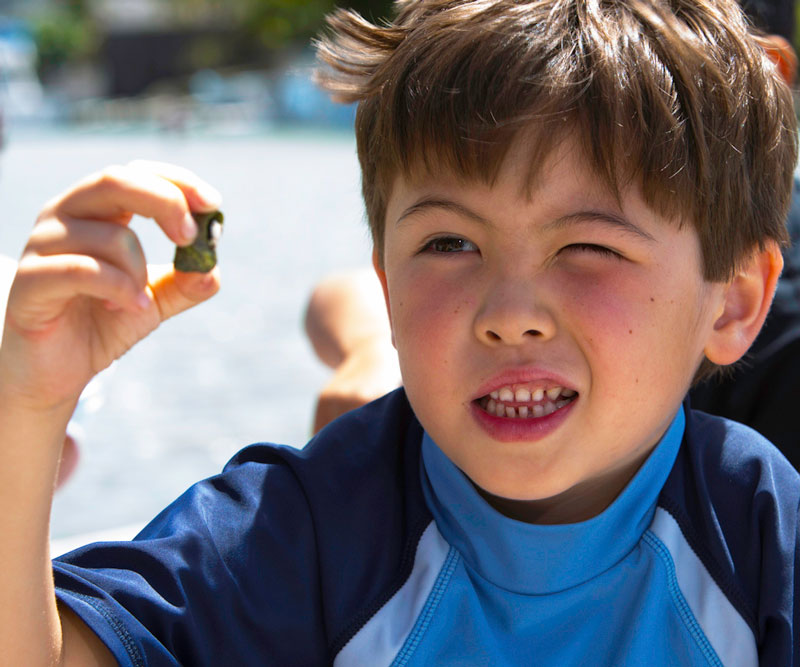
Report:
628,329,632,334
649,297,655,302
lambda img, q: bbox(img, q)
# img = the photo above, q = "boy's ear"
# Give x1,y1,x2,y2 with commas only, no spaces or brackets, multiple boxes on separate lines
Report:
704,242,784,366
372,249,395,346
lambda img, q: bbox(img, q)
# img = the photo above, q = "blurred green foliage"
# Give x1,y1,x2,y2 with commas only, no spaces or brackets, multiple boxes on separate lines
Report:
29,0,395,76
239,0,394,50
30,0,98,77
30,1,800,81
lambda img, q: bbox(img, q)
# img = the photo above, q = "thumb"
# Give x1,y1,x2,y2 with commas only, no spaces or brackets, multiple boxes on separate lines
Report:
148,264,220,322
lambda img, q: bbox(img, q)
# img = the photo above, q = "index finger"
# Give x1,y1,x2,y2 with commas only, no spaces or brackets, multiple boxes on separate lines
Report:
49,164,220,246
128,160,222,213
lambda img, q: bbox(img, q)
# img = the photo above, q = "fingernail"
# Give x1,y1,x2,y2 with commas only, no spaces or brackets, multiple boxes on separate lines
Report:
181,213,197,244
136,290,150,310
199,273,217,290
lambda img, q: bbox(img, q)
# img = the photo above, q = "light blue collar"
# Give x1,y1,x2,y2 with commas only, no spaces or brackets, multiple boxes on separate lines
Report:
420,407,685,594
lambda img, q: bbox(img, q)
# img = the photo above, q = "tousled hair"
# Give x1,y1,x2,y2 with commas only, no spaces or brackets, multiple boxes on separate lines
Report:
316,0,797,288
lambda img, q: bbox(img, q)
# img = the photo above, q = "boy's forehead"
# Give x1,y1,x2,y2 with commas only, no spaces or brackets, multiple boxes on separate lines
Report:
390,132,627,210
385,132,697,243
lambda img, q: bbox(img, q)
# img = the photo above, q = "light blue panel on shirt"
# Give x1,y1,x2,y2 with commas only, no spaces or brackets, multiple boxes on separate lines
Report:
335,522,454,667
394,540,721,666
647,508,757,666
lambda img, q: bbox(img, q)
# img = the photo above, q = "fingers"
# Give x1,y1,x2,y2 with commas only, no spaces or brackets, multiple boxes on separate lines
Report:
26,218,148,290
9,256,220,335
147,264,221,323
128,160,222,214
8,254,150,331
8,162,222,338
44,162,222,247
22,161,223,316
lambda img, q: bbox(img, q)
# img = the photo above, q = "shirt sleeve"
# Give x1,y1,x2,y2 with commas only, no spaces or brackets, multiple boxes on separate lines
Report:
53,446,328,666
754,462,800,666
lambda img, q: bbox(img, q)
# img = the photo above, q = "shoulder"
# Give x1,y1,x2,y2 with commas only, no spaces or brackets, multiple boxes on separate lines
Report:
224,387,425,509
183,388,428,562
658,407,799,659
199,388,433,653
667,407,800,502
54,389,431,664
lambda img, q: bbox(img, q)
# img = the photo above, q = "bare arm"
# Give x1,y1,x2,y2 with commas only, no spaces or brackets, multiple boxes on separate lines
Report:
0,161,221,664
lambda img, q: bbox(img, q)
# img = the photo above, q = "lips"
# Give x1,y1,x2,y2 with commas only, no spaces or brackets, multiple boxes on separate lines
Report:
476,384,578,419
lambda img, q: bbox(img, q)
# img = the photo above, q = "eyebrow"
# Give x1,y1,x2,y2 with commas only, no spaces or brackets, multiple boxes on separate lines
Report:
395,198,495,228
396,198,656,243
544,211,657,242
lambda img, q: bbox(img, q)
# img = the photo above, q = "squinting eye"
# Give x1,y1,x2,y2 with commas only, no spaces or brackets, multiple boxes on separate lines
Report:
422,236,479,254
562,243,622,259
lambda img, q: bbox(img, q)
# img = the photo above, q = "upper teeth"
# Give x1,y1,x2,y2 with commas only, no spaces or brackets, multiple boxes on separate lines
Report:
483,384,577,419
489,385,573,402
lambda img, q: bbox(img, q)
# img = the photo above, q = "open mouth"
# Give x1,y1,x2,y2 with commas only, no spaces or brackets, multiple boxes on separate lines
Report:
476,385,578,419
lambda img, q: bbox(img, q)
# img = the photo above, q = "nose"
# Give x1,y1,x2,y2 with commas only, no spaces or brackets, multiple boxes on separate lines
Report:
473,280,557,346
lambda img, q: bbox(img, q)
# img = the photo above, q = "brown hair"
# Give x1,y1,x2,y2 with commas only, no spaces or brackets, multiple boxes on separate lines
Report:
316,0,797,284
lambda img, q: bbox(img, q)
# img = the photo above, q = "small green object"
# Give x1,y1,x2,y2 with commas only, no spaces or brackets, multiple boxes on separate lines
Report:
174,210,224,273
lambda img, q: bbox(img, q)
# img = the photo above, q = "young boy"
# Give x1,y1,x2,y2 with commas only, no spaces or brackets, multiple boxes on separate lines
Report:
1,0,798,664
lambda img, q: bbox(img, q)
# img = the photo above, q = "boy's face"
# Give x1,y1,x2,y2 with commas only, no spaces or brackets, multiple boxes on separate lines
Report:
375,137,728,517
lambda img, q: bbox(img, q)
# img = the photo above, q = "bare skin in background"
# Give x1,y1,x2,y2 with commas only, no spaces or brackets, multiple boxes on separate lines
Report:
305,268,400,434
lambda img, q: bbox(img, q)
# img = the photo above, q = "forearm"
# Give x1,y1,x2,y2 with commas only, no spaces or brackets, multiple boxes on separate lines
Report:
0,388,76,664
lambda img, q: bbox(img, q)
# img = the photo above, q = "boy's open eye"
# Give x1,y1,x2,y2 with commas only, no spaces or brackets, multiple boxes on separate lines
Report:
420,236,479,254
561,243,623,259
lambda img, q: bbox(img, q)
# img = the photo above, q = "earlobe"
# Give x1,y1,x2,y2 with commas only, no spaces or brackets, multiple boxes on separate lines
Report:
372,249,395,347
705,242,784,366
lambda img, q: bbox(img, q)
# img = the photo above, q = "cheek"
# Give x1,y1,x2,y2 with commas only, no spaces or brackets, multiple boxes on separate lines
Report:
558,269,643,341
389,272,474,367
562,266,707,389
559,269,684,381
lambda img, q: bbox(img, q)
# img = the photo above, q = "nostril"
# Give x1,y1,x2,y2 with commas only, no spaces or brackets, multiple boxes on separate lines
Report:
487,330,502,341
524,329,541,337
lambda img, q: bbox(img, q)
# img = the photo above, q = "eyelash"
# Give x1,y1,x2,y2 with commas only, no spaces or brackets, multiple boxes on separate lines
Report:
418,239,622,259
419,236,478,254
562,243,623,259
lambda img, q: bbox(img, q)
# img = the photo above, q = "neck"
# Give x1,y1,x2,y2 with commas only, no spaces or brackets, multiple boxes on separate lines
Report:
474,448,654,524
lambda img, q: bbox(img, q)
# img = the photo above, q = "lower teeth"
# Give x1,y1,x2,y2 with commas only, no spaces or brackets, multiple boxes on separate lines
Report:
485,396,573,418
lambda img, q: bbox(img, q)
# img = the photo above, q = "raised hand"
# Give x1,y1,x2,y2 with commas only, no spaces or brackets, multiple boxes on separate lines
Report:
0,161,222,413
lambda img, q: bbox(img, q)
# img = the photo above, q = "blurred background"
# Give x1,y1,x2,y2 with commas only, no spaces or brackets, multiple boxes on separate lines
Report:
0,0,398,548
0,0,395,128
0,1,795,549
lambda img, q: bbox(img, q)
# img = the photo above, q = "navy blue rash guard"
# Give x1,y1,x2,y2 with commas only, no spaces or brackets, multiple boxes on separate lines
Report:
53,389,799,665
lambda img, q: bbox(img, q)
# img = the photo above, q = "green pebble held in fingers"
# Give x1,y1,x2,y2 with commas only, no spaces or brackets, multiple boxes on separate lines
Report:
174,210,224,273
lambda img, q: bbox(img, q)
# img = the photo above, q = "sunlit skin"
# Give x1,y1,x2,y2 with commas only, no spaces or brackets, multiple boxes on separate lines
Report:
374,137,734,524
